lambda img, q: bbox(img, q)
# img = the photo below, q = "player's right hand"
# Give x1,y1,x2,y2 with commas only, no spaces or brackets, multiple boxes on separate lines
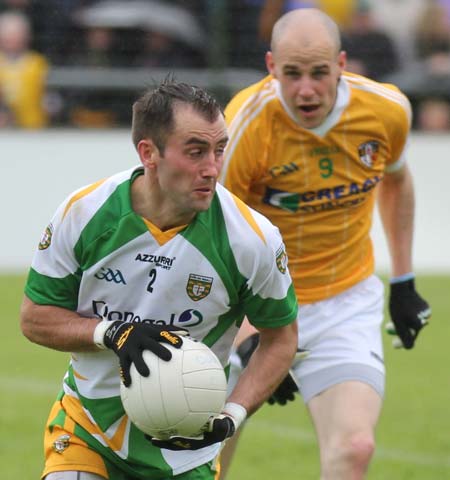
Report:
101,321,188,387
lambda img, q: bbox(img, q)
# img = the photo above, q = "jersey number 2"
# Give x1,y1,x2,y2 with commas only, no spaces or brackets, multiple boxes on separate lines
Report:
147,268,157,293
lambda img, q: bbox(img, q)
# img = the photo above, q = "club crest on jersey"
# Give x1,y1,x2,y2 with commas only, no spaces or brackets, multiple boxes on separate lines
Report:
38,223,54,250
52,434,71,453
358,141,379,168
186,274,213,301
276,245,288,274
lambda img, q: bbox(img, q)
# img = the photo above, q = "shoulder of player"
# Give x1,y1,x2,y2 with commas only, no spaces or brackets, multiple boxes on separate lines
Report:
225,75,280,133
60,165,138,223
214,184,280,249
344,72,411,123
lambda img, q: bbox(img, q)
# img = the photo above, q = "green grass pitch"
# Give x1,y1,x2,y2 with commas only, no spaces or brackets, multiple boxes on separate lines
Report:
2,273,450,479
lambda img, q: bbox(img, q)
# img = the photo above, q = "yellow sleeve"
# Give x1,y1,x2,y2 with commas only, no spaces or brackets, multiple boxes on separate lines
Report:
381,83,412,167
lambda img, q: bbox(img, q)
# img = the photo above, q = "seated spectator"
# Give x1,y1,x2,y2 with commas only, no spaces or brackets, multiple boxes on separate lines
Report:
341,0,400,80
0,11,49,128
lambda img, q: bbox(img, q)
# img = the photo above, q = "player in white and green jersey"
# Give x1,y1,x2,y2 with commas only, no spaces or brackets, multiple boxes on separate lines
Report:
21,80,298,480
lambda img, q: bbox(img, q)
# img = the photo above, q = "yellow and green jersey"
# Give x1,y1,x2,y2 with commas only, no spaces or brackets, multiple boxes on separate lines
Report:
221,72,411,303
25,166,297,478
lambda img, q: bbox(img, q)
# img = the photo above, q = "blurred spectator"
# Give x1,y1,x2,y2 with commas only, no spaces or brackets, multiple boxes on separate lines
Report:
341,0,400,80
0,11,49,128
258,0,357,44
134,29,206,68
414,0,450,75
359,0,420,67
72,26,121,67
67,26,121,128
0,0,80,63
416,97,450,131
318,0,357,28
259,1,316,44
227,0,271,70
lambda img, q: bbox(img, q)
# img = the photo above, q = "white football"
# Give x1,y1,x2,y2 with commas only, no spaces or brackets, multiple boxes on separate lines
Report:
120,335,227,440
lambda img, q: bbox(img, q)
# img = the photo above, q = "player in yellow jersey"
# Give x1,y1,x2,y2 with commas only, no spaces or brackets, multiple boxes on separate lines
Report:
219,8,431,480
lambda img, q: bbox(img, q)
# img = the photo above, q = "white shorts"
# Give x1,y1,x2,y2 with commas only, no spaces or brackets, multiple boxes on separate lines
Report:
45,473,104,480
228,275,385,403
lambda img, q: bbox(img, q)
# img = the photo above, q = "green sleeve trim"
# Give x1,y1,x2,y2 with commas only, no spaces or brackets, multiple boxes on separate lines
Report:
24,267,81,310
246,284,298,329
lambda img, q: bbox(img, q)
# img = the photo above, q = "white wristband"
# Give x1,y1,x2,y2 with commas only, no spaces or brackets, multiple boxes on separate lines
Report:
93,320,111,349
223,402,247,430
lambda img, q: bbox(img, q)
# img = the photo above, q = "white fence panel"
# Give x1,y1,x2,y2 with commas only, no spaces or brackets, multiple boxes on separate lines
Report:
1,130,448,273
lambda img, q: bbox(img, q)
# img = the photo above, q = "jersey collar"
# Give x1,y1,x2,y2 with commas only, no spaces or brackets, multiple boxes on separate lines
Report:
275,75,350,137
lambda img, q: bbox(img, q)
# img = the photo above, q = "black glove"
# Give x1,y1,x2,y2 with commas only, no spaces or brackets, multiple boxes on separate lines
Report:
236,332,308,406
387,278,431,349
267,348,309,405
267,372,299,405
149,414,236,450
103,321,187,386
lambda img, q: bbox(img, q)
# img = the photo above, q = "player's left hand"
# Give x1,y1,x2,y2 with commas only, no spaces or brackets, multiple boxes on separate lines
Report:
267,348,309,405
149,414,236,450
267,371,299,405
386,278,431,349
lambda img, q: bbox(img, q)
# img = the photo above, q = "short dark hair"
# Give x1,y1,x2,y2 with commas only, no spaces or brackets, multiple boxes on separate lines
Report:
131,78,223,152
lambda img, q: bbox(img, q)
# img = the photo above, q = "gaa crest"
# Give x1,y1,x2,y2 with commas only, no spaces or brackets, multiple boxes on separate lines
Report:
358,141,379,168
38,223,54,250
276,245,288,274
186,274,213,301
52,433,70,453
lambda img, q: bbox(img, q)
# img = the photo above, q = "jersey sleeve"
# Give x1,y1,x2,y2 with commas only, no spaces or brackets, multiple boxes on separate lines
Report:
226,195,298,328
243,231,298,329
25,192,83,310
381,83,412,170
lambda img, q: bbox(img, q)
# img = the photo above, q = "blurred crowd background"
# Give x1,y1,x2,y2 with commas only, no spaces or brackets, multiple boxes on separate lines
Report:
2,0,450,130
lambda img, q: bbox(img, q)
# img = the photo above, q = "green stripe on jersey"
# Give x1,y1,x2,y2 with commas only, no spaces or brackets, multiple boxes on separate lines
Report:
182,194,244,306
74,180,147,271
25,267,81,309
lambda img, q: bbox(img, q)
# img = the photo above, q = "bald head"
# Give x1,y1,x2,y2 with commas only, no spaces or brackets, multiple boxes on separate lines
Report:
271,8,341,56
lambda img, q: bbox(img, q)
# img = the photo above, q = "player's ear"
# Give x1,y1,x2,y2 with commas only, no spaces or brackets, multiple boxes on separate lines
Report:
337,50,347,73
266,51,276,76
137,139,158,169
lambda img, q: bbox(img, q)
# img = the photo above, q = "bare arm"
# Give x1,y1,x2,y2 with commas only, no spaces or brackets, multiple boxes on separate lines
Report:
226,320,298,416
377,164,415,277
20,295,100,352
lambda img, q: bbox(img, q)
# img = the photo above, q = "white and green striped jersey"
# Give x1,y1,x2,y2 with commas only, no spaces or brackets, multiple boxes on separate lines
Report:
25,165,297,478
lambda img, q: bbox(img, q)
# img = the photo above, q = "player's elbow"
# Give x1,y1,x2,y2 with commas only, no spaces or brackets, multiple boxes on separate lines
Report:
20,296,39,343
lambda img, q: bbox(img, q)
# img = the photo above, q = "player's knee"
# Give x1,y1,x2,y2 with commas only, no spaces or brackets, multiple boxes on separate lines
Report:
337,432,375,475
347,432,375,468
324,431,375,477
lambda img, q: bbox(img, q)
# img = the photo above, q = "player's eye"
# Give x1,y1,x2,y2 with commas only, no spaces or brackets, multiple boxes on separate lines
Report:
312,70,328,79
188,148,203,157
